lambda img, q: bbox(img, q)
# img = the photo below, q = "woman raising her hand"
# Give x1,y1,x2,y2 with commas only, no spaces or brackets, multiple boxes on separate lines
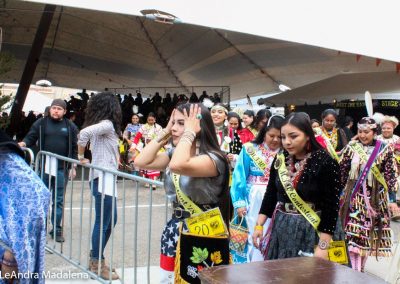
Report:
135,103,230,283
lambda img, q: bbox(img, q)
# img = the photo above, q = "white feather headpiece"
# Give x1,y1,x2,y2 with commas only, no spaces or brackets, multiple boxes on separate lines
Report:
380,115,399,128
372,112,385,125
202,98,214,109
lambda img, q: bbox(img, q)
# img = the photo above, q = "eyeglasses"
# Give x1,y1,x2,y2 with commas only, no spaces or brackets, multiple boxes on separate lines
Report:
266,114,285,127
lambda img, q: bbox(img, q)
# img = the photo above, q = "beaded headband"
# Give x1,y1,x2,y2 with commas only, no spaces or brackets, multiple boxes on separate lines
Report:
357,117,377,130
211,105,228,114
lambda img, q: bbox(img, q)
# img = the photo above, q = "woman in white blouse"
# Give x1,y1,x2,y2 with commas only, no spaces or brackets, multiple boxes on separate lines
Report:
77,92,122,280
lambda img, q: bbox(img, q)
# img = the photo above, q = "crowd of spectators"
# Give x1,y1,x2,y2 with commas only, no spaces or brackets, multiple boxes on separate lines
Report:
0,89,223,139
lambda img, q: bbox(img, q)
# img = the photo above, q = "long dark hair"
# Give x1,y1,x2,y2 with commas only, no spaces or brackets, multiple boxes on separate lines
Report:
310,119,320,127
253,109,272,129
343,116,354,127
83,92,122,134
175,103,231,225
253,115,284,145
227,112,243,130
283,112,323,152
147,112,156,119
243,109,255,118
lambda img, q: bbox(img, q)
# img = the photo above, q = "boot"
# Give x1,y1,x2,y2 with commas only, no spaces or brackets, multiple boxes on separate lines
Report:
89,251,115,272
89,259,119,280
101,259,116,272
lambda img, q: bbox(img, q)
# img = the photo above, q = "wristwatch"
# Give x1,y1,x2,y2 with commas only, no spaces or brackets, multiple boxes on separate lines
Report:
318,239,329,250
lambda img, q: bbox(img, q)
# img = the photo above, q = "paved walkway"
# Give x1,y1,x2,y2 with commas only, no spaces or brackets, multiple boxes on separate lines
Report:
43,181,400,283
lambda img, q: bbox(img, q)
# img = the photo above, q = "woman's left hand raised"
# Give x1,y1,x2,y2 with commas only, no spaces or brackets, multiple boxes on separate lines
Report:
183,104,202,134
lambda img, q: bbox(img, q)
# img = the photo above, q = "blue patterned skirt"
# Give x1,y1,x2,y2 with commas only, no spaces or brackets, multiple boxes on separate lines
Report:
0,152,50,283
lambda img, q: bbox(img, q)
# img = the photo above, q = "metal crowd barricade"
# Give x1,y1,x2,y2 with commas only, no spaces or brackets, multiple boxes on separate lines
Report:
35,151,171,283
21,146,35,168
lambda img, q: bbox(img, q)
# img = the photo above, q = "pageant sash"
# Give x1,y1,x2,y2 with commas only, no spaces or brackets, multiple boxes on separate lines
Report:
249,127,258,137
349,141,388,192
274,153,320,231
244,143,268,171
172,173,203,215
314,128,340,161
342,141,385,227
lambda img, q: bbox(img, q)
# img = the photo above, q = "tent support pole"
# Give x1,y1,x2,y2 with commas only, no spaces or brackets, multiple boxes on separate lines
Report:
8,4,56,136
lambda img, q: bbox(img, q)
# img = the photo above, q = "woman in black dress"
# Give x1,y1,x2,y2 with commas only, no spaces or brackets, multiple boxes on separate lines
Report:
252,112,342,260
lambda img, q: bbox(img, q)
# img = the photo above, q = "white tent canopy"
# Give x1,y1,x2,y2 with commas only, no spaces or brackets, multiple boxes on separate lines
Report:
28,0,400,63
1,0,399,103
23,90,52,112
266,71,400,105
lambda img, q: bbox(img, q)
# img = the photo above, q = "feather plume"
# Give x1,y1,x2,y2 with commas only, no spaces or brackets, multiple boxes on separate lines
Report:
365,91,373,117
202,98,214,109
372,112,384,124
246,95,254,110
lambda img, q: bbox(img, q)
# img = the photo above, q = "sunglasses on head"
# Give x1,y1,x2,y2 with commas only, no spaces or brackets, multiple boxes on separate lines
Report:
266,114,285,127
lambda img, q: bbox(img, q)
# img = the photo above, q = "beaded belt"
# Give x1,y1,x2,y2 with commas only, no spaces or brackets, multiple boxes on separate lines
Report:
172,202,216,220
278,202,317,214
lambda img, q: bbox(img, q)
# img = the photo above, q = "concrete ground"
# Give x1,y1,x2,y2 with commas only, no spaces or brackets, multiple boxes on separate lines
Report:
44,179,400,284
364,220,400,283
45,178,169,283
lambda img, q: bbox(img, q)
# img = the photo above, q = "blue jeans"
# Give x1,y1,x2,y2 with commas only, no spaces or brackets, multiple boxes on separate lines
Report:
91,178,118,260
43,169,67,233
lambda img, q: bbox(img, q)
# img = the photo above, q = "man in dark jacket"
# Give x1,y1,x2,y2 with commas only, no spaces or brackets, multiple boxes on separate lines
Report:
18,99,78,242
